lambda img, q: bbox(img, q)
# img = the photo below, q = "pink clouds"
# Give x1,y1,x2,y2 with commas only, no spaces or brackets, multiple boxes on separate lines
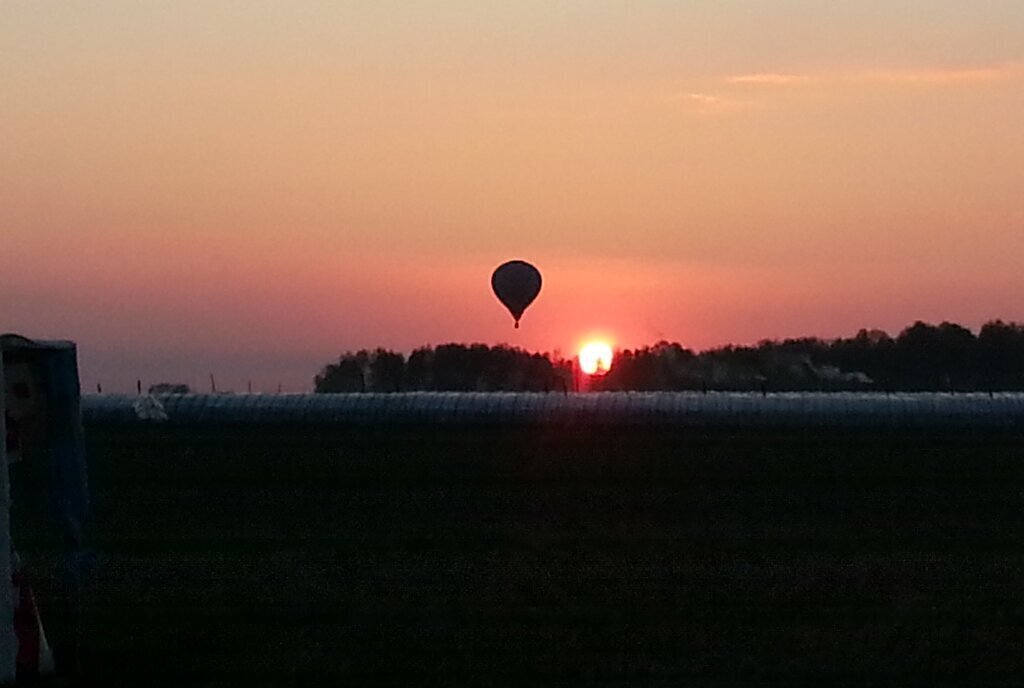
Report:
728,63,1024,87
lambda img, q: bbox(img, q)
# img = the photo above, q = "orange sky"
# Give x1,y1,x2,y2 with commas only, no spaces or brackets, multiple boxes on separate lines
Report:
3,2,1023,391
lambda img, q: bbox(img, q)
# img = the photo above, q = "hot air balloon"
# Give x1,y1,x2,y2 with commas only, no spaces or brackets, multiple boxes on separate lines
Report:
491,260,542,328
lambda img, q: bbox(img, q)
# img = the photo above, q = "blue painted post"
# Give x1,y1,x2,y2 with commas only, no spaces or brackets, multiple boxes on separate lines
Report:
1,334,90,678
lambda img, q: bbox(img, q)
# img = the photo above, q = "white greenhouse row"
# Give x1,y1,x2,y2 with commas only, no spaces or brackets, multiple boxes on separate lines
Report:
81,392,1024,430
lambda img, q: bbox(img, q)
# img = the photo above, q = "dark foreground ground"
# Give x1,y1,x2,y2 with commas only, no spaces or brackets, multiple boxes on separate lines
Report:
13,425,1024,686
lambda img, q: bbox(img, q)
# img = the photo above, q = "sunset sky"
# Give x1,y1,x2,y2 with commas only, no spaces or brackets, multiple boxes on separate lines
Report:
3,2,1023,391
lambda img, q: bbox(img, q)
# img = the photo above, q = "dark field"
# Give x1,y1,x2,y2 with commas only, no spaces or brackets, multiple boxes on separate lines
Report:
14,425,1024,685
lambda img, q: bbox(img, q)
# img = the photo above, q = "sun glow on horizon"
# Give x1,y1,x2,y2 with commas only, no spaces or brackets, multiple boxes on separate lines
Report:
578,341,614,376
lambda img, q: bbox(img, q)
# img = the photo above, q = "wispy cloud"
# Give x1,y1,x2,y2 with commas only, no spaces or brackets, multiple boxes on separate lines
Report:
728,73,817,86
686,93,724,105
864,66,1016,84
672,92,758,114
728,63,1024,87
664,62,1023,117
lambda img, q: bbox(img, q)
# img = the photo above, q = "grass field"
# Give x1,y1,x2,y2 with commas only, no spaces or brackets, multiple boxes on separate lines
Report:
13,425,1024,685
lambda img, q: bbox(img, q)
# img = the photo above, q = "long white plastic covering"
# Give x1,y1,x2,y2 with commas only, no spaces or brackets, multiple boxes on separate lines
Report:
82,392,1024,430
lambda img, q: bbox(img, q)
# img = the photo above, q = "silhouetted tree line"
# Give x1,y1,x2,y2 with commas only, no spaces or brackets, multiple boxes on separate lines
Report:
315,321,1024,393
316,344,573,393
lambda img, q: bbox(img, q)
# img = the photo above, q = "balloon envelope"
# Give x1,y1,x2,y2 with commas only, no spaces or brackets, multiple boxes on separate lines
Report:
491,260,542,327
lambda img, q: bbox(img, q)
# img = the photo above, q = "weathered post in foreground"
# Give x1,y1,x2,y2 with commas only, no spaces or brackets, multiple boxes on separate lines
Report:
2,334,90,679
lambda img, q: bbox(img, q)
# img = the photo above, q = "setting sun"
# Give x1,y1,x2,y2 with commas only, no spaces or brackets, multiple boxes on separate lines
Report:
578,341,614,376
